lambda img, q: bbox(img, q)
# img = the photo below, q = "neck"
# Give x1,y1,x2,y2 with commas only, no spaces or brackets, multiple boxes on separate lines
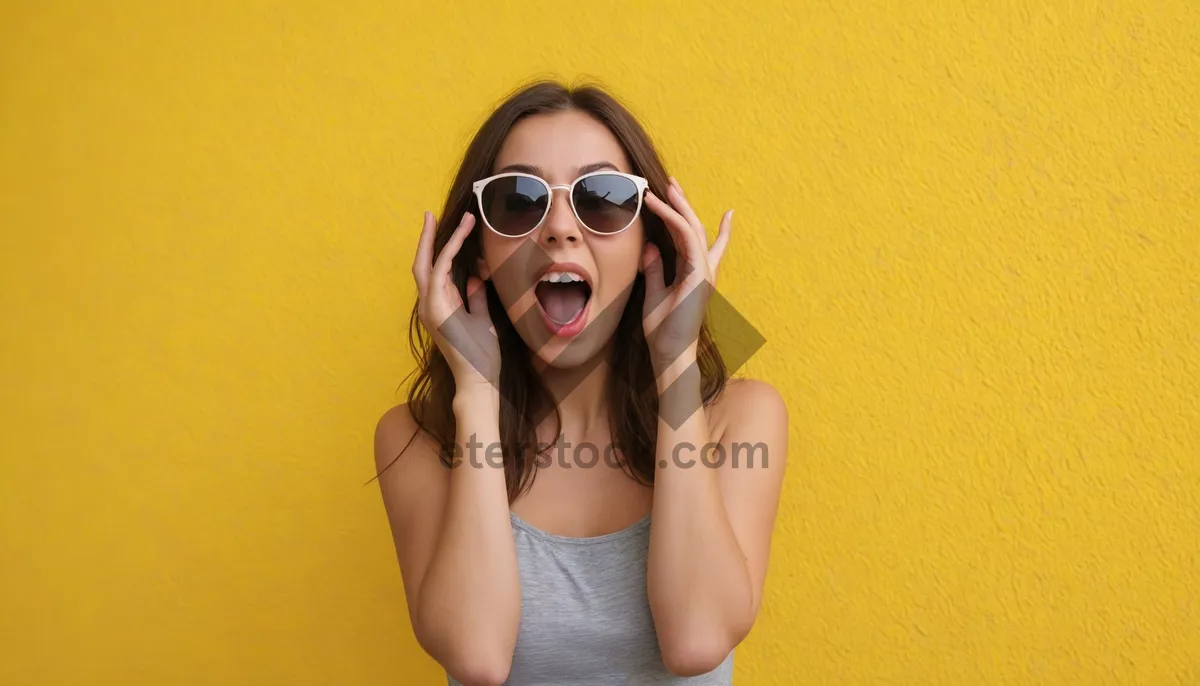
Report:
531,345,614,439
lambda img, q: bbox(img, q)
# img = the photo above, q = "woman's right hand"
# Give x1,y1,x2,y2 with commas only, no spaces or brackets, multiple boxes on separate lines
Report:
412,210,501,392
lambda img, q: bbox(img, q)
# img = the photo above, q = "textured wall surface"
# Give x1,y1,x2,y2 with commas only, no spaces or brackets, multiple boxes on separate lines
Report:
1,1,1197,684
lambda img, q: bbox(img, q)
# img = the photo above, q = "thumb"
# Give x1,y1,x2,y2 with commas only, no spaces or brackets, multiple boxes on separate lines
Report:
465,276,490,317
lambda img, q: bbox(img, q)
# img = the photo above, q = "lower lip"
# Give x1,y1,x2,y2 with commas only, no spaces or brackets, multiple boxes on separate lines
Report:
538,297,591,337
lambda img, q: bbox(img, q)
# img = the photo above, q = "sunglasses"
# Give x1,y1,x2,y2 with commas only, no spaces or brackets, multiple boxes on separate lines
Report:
471,170,649,238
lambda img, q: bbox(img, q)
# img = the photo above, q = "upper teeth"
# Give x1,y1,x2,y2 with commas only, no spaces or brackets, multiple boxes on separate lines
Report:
540,271,585,284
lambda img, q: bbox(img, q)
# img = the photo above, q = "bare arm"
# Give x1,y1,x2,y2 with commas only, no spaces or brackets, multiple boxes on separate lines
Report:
638,181,789,675
374,390,520,686
646,372,788,676
376,210,520,685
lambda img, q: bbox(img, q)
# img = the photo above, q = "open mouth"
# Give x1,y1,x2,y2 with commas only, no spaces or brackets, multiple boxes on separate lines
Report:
534,270,593,331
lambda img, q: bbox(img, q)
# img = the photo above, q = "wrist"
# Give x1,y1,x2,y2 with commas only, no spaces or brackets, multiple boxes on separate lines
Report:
453,383,500,416
654,346,699,394
655,353,704,429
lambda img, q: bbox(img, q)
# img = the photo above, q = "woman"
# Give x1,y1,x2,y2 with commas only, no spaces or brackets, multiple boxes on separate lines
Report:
373,79,788,685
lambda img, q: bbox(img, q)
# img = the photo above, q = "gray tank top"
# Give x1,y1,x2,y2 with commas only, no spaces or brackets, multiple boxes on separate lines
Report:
446,511,735,685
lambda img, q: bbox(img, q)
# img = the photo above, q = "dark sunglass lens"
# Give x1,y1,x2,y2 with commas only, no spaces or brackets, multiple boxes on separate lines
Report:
572,174,639,234
481,176,548,236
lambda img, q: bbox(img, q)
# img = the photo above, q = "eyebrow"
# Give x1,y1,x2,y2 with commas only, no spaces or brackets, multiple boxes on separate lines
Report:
495,161,621,177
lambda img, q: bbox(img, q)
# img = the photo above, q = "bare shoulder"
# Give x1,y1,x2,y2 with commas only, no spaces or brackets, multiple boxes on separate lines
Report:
373,403,438,472
711,377,789,438
372,403,451,613
707,377,789,623
372,402,449,517
705,377,789,481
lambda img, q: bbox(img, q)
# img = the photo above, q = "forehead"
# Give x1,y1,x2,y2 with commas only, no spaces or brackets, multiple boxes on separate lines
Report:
492,109,632,182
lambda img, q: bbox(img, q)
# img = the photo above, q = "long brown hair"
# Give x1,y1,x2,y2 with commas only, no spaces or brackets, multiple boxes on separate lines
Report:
374,78,728,503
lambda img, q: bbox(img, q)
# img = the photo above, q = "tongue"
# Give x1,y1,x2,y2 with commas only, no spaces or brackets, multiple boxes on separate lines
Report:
536,282,589,324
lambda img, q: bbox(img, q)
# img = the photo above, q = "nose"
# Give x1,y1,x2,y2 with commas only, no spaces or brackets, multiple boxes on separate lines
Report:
538,185,582,245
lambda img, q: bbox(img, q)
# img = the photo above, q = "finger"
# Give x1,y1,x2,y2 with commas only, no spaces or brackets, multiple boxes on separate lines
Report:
430,212,476,292
412,211,437,294
437,307,497,385
644,190,705,283
667,178,708,245
641,242,671,331
709,209,733,275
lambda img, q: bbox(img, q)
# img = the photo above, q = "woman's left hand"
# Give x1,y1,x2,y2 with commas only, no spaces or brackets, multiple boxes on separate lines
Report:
641,177,733,380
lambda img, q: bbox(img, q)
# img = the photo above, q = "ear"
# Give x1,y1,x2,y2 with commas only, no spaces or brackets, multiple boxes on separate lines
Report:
638,239,652,273
475,256,491,281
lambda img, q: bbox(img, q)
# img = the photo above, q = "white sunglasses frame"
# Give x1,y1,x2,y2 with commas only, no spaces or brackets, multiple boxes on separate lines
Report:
471,170,650,238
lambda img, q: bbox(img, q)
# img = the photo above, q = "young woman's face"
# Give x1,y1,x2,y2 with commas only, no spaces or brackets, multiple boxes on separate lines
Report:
477,109,646,369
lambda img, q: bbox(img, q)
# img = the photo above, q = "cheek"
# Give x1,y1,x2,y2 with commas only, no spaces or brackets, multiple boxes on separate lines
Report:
479,235,536,313
618,224,647,275
479,233,517,280
595,230,645,296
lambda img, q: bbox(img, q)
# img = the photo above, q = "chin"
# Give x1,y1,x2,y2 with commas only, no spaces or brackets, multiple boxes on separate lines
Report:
531,338,606,370
511,314,619,370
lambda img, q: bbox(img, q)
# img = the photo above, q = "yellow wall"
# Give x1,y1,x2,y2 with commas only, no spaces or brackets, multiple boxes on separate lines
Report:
2,1,1196,684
